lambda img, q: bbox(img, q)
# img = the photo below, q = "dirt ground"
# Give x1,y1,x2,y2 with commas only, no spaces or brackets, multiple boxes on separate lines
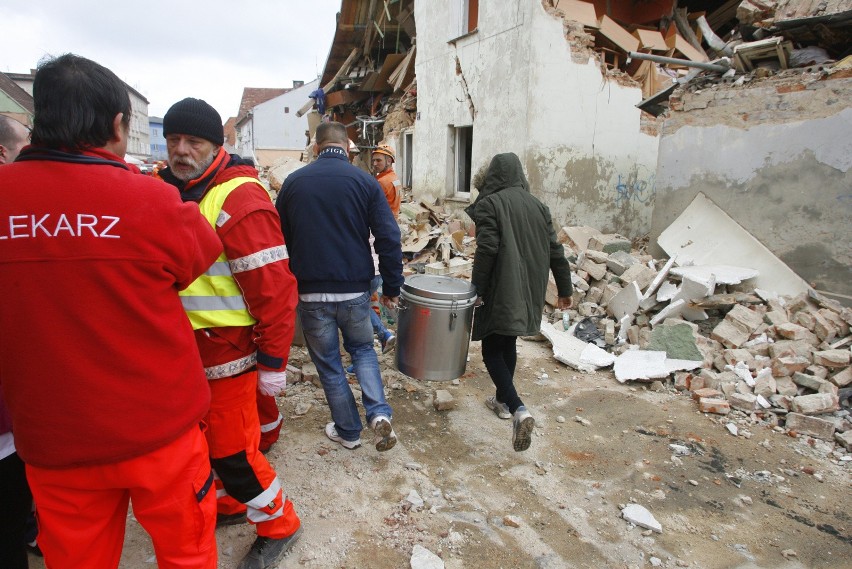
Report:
29,338,851,569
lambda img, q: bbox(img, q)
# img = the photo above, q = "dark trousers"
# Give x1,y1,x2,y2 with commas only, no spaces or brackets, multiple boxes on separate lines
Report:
0,451,32,569
481,333,523,414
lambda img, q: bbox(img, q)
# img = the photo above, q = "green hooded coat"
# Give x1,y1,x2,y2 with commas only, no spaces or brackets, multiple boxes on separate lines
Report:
466,153,573,341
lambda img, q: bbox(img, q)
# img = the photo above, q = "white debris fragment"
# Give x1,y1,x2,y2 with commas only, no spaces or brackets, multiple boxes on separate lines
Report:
726,423,739,436
621,503,662,533
669,444,691,456
726,361,755,386
405,490,424,508
410,544,445,569
670,265,759,286
614,350,668,383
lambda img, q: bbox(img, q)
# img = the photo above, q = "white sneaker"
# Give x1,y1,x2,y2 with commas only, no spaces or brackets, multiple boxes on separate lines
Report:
485,396,511,420
512,407,535,452
370,415,397,451
325,422,361,450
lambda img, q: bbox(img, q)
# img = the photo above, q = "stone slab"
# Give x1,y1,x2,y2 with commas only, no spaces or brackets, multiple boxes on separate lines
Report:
657,192,810,297
792,392,839,415
608,281,642,320
785,412,836,440
540,320,614,372
647,323,703,361
614,350,668,383
621,504,662,533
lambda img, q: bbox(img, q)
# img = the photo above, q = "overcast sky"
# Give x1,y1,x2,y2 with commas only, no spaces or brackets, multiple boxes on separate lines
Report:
0,0,341,120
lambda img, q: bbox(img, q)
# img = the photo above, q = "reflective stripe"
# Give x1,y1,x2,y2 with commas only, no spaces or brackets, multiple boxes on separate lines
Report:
181,295,247,311
260,413,283,433
180,176,263,330
229,245,288,274
245,477,284,523
204,261,233,277
204,353,257,380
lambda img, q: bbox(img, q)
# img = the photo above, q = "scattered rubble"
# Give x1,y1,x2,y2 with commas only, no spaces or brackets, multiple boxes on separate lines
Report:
384,185,851,454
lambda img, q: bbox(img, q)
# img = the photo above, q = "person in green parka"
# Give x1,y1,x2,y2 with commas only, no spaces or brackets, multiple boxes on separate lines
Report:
466,153,574,452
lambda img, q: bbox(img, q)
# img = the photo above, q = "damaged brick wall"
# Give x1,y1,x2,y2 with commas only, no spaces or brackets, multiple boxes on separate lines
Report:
650,72,852,302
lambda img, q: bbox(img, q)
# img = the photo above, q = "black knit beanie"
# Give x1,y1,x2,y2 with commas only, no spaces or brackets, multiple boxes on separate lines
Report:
163,98,224,145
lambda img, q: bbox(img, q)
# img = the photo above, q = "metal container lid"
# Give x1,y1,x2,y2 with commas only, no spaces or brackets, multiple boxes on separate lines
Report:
401,274,476,301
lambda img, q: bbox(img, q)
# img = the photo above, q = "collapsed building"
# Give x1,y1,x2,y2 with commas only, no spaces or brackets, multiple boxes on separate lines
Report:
285,1,851,447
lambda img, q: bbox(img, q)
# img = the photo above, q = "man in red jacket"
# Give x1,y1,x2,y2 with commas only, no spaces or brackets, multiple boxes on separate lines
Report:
160,98,302,569
0,54,222,568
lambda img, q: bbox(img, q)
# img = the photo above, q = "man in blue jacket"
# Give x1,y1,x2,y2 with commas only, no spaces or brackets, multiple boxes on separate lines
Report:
276,121,403,452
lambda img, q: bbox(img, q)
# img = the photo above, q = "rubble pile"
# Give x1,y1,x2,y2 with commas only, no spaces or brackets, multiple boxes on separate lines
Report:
543,225,852,450
545,0,852,116
361,196,852,453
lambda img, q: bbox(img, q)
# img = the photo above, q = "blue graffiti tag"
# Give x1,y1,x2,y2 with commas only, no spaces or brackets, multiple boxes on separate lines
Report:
615,172,656,206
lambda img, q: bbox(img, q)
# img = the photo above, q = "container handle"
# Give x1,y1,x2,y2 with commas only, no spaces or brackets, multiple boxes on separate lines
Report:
397,298,409,311
449,299,458,331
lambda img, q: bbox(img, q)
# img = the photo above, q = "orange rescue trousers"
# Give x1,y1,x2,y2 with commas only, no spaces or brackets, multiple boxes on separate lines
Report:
257,391,282,452
207,370,300,538
27,425,217,569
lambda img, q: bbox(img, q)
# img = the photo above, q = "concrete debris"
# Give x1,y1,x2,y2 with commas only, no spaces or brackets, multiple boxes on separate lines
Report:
433,389,456,411
540,320,615,372
621,504,662,533
502,515,522,528
410,544,445,569
401,212,852,451
670,265,759,287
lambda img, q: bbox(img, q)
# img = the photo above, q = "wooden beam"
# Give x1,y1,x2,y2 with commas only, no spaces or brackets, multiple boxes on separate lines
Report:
296,48,362,117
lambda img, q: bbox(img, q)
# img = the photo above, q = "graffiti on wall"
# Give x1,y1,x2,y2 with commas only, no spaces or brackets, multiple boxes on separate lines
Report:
614,165,656,206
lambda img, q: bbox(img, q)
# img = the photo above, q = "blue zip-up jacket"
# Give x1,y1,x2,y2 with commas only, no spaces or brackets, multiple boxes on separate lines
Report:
276,146,404,297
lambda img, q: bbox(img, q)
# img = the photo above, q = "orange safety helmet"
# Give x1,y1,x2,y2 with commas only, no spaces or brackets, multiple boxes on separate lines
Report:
372,144,395,162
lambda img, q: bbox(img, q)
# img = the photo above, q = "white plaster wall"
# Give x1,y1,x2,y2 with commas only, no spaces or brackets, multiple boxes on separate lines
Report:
252,79,319,150
413,2,530,204
413,1,658,236
651,102,852,299
525,5,659,236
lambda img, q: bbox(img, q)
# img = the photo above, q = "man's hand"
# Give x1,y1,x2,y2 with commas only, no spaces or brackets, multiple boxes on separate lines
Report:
380,295,399,310
258,369,287,397
557,296,573,310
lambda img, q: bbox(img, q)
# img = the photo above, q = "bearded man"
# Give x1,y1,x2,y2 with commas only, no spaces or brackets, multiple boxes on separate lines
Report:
160,98,302,569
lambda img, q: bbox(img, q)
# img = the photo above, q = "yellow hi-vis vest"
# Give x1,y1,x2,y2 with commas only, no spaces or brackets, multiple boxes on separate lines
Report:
180,177,260,330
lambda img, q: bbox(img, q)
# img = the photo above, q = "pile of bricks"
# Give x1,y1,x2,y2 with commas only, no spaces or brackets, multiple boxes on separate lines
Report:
550,226,852,450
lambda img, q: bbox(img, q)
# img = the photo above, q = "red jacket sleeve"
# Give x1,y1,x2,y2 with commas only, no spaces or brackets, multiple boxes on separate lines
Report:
217,183,298,371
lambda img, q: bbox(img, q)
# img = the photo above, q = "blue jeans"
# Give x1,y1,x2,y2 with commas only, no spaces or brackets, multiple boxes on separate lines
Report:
298,292,392,442
369,275,389,339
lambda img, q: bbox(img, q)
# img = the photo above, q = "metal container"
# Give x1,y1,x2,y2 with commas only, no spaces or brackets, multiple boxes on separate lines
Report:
395,274,477,381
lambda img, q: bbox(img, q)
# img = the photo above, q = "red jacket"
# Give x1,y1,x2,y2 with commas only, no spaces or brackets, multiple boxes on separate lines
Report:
0,147,222,468
161,149,297,374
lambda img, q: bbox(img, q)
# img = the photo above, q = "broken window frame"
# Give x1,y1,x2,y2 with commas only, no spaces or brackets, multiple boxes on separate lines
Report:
449,125,473,198
399,128,414,188
449,0,479,41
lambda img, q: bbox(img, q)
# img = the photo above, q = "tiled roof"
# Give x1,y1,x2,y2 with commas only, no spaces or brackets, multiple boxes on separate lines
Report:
0,72,34,114
237,87,290,122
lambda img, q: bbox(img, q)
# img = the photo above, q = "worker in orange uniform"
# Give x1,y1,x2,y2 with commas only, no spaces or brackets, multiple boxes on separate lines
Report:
371,144,401,218
160,97,302,569
0,54,222,569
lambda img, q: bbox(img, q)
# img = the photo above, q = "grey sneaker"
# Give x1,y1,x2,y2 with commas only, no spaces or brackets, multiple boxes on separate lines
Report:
485,396,511,419
512,407,535,452
370,415,397,451
236,526,302,569
324,422,361,450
